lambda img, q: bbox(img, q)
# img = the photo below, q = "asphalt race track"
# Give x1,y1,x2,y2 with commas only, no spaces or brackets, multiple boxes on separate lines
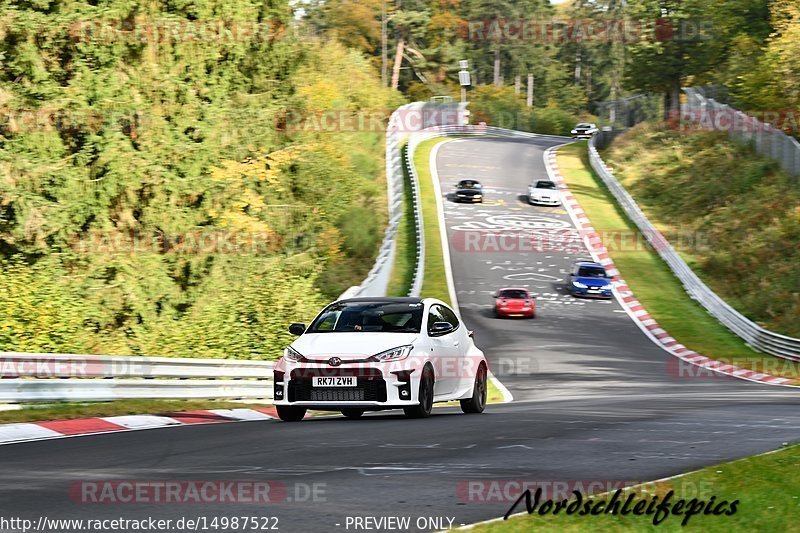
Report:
2,136,800,531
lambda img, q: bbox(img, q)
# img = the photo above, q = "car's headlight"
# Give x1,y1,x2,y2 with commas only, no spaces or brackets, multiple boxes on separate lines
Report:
284,346,306,362
572,281,587,288
571,130,577,134
602,283,614,290
499,300,507,306
369,345,413,363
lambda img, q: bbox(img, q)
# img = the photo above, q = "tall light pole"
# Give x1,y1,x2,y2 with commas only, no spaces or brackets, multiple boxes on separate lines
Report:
458,60,471,104
381,0,388,87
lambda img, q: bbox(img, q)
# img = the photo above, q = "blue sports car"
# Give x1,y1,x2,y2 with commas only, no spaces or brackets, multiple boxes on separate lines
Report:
568,261,614,298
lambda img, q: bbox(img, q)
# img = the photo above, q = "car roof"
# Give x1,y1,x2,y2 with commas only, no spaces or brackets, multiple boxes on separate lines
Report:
498,287,530,292
337,297,424,305
574,261,604,268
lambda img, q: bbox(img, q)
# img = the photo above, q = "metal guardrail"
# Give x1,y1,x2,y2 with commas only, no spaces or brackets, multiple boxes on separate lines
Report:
587,137,800,361
0,352,273,402
344,102,468,298
683,87,800,179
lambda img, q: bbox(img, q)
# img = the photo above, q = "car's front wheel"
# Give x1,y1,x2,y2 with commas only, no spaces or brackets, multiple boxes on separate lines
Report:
276,405,307,422
461,364,487,414
341,409,364,419
404,366,434,419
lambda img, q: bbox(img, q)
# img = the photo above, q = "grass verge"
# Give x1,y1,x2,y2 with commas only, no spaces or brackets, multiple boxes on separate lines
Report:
601,124,800,338
556,142,799,380
386,143,418,296
0,399,271,424
414,138,453,304
472,443,800,532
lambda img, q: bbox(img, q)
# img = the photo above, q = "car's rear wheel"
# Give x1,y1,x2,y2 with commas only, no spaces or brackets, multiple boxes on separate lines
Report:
276,405,307,422
341,408,364,419
460,364,487,414
404,366,434,419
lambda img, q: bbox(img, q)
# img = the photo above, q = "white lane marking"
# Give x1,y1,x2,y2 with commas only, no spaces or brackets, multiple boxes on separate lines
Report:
430,141,460,310
503,272,562,282
431,139,513,404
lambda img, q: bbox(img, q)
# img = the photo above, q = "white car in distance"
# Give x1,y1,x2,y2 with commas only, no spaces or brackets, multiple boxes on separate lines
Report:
571,123,599,138
273,297,488,421
528,179,561,206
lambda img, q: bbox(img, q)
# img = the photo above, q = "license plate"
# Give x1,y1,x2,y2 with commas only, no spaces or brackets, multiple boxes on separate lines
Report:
312,376,356,387
510,313,523,317
472,198,481,202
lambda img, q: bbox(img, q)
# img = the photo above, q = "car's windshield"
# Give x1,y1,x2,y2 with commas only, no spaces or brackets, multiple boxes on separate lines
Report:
308,301,423,333
535,180,557,190
577,266,607,278
458,180,481,189
576,123,592,128
499,290,529,299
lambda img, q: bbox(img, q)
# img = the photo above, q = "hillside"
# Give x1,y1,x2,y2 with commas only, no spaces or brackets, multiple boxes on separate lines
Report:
603,123,800,337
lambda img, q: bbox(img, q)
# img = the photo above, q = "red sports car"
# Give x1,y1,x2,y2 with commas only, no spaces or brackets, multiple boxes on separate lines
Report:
493,288,536,319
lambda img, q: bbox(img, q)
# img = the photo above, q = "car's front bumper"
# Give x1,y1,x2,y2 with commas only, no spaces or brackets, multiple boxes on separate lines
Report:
455,195,482,203
273,363,421,409
570,286,613,298
495,306,535,317
528,196,561,206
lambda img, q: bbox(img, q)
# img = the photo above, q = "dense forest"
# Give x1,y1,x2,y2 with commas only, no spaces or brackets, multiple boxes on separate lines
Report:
1,0,798,357
0,1,401,357
302,0,798,128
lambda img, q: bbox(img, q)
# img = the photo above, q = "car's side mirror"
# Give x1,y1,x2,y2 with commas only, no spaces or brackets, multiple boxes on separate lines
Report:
468,330,474,338
491,292,498,298
288,323,306,336
430,322,453,335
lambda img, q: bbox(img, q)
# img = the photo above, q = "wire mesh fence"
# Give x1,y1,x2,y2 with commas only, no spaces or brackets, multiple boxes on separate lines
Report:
683,87,800,180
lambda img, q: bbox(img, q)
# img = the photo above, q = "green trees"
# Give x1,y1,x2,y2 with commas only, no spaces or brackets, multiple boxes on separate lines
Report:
720,0,800,121
0,2,399,358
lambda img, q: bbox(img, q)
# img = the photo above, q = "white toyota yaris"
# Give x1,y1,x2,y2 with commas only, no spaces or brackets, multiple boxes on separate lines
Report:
273,297,489,421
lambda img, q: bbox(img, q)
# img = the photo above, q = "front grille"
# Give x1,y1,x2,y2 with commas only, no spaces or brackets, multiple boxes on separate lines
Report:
308,388,366,401
288,368,387,402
